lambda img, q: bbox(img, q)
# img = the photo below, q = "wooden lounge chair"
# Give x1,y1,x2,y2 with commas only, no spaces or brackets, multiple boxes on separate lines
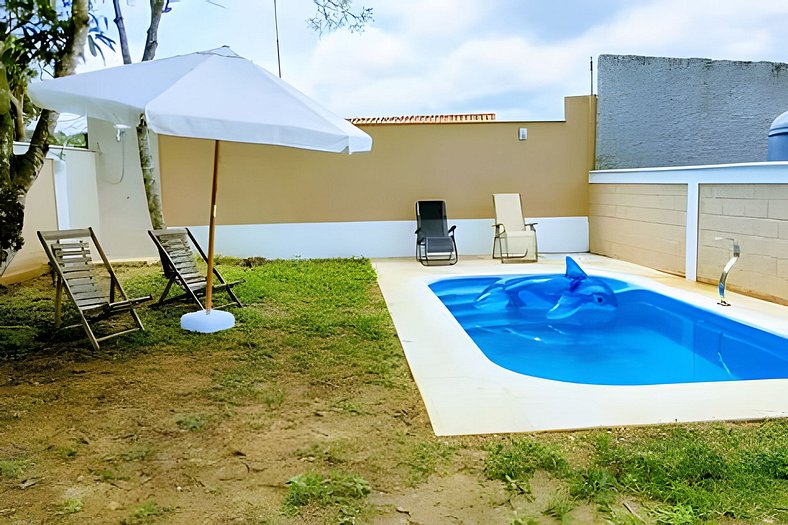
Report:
148,227,242,309
415,200,458,266
37,227,151,351
492,193,538,262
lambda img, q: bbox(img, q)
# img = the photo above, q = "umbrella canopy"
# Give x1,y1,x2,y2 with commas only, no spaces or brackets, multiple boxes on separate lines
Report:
28,46,372,153
29,47,372,330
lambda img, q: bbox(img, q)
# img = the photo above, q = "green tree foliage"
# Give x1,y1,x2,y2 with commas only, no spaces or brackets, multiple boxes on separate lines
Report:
0,0,91,268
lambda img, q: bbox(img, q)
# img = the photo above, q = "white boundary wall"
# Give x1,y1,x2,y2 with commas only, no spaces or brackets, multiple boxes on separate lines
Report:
590,161,788,280
184,216,589,260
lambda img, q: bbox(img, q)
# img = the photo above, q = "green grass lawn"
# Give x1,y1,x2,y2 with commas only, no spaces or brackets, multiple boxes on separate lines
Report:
0,257,785,524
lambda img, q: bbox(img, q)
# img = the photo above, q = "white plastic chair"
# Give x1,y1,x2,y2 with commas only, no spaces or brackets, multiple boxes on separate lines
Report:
492,193,538,262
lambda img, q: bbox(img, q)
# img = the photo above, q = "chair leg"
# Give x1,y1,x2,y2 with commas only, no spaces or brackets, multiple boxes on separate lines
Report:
79,314,101,352
54,278,63,329
225,285,243,308
188,287,206,310
129,307,145,332
492,237,501,260
158,276,177,304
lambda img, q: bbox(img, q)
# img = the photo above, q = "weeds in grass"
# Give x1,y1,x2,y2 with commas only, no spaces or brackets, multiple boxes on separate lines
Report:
509,511,541,525
484,437,570,493
332,399,367,415
543,492,576,522
57,498,83,515
175,414,209,432
56,447,78,460
283,470,370,518
295,442,350,466
0,326,38,355
569,467,617,505
407,441,457,485
652,503,699,525
586,425,788,521
97,469,129,481
119,444,153,462
0,458,29,479
122,500,170,524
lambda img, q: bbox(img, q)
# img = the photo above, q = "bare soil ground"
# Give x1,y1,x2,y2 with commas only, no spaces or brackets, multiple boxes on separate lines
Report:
0,339,603,524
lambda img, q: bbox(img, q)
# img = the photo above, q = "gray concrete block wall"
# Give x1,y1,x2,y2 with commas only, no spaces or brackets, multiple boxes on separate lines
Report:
596,55,788,169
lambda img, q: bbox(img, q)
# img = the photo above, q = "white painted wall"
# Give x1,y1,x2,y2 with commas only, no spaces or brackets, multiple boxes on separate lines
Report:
1,148,58,283
184,216,589,260
88,117,159,260
48,146,100,233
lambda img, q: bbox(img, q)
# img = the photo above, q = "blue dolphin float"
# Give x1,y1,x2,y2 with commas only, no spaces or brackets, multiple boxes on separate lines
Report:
475,256,618,326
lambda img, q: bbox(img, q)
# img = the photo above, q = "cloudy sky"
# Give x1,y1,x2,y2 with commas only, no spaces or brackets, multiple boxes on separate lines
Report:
83,0,788,121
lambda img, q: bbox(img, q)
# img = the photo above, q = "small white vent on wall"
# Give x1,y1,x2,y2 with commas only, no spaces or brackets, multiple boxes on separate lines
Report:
518,128,528,141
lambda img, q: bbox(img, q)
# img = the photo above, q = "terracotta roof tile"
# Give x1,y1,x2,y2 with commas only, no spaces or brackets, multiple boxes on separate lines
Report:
348,113,496,125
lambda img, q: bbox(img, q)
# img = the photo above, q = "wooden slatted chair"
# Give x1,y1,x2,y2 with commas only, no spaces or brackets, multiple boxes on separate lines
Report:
148,228,243,310
37,228,151,351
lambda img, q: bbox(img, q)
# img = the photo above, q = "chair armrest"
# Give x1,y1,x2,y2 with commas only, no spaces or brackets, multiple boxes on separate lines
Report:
448,225,457,235
415,227,421,235
524,222,538,231
493,223,506,235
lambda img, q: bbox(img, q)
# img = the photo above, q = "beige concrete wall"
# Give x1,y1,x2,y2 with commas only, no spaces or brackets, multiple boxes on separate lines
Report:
697,184,788,305
589,184,687,275
158,96,596,227
0,159,58,285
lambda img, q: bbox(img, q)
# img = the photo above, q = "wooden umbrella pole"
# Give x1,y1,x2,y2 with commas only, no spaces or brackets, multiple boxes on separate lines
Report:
205,140,221,311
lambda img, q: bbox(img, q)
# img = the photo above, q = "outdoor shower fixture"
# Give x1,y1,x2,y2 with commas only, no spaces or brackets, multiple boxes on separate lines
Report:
714,237,740,306
114,123,132,142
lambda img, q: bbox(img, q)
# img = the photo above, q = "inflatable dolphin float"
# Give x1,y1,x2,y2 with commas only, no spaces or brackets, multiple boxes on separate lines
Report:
475,256,618,326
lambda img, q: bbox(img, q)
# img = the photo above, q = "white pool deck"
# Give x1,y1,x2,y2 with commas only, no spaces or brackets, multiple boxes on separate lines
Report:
373,254,788,435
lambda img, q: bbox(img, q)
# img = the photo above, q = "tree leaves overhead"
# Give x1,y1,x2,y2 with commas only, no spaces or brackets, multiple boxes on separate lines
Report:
1,0,114,82
0,0,93,269
308,0,373,35
0,186,24,265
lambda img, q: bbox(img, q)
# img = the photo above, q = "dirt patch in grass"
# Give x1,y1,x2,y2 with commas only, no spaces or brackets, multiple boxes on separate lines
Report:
0,260,785,524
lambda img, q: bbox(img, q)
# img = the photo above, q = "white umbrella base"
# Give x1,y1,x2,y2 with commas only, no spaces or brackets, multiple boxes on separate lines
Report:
181,309,235,333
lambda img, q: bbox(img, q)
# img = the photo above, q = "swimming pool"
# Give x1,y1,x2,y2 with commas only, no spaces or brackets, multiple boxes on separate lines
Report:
430,273,788,386
374,255,788,435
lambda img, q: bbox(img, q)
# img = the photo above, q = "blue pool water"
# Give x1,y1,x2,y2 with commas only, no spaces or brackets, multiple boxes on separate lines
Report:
429,274,788,386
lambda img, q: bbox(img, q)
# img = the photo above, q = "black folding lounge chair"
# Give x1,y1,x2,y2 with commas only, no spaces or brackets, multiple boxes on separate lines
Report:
148,227,243,310
415,200,458,266
37,227,151,351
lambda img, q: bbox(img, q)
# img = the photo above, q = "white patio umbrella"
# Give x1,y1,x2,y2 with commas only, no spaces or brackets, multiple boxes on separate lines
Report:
29,47,372,333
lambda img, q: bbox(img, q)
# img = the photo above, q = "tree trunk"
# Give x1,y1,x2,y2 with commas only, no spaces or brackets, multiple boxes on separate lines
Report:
136,123,164,229
112,0,133,64
111,0,167,230
142,0,165,62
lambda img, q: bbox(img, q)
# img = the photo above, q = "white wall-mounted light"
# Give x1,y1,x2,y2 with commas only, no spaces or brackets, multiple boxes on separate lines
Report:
518,128,528,141
114,123,132,142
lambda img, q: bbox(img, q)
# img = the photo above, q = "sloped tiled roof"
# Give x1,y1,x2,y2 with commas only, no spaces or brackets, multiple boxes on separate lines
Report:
348,113,496,125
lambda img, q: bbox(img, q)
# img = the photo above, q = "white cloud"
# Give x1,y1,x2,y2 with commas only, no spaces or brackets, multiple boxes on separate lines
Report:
382,0,490,36
296,0,788,119
66,0,788,121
